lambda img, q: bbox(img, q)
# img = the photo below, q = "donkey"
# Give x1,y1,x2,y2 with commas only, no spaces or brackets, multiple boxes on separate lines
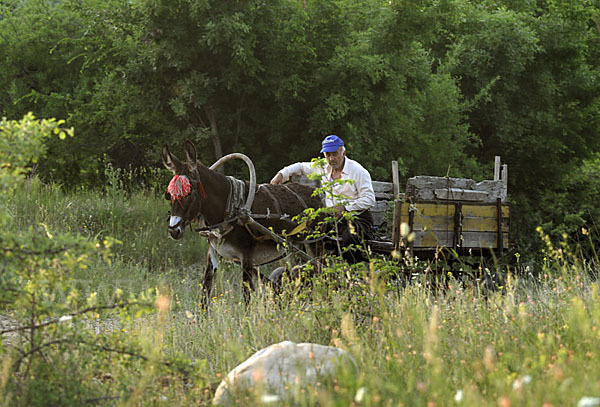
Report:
162,140,323,302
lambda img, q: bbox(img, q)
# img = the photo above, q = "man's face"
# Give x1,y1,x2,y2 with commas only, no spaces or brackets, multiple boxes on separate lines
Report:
323,147,345,170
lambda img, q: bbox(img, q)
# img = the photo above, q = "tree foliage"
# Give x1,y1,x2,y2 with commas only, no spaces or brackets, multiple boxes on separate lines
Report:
0,0,599,253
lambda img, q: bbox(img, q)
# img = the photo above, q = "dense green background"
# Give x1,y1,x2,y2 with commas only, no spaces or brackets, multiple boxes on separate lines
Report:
1,0,599,255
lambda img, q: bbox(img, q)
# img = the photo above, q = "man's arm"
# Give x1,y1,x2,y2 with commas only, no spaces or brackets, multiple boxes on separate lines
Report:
270,162,316,185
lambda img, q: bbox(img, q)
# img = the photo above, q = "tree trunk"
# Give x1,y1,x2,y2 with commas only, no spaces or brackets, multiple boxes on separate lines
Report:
233,95,244,149
204,104,224,173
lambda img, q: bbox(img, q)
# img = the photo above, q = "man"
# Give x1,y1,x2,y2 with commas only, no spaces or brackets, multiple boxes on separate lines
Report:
270,135,376,263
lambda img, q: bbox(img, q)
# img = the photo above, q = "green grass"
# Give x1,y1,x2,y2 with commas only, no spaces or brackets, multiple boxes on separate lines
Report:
4,178,600,406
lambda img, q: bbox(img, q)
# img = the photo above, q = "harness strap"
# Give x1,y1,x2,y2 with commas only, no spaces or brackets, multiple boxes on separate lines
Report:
194,216,239,238
225,176,246,219
244,223,272,241
198,179,313,244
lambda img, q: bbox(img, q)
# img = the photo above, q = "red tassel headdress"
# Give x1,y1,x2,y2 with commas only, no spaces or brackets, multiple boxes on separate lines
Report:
167,175,207,206
167,175,191,205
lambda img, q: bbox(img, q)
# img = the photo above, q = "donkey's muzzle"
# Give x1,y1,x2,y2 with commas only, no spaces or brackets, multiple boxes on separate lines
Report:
168,226,184,240
167,215,185,239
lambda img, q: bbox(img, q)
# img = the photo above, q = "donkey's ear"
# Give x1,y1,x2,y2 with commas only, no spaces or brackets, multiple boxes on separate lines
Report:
162,144,183,174
184,140,197,170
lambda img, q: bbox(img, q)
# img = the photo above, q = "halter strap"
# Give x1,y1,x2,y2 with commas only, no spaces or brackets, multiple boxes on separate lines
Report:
197,180,207,200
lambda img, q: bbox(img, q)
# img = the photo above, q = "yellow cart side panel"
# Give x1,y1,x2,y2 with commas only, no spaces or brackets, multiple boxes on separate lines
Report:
396,202,510,249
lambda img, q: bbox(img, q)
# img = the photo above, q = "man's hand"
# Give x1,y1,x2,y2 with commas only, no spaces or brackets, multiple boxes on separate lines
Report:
270,172,284,185
333,205,345,217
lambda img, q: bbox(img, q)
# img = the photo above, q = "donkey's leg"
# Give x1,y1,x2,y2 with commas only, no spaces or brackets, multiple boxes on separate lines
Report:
201,246,219,307
241,259,256,304
304,241,325,274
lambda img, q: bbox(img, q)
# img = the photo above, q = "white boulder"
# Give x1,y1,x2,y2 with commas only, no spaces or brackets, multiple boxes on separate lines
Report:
212,341,356,405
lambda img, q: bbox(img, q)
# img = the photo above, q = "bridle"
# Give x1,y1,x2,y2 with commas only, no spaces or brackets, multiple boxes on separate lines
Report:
166,174,207,234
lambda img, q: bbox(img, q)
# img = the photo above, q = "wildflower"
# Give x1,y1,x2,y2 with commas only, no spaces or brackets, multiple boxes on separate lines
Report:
577,397,600,407
261,394,281,404
354,387,367,403
400,222,410,237
454,390,464,402
512,375,531,390
498,396,512,407
156,295,170,312
483,345,496,370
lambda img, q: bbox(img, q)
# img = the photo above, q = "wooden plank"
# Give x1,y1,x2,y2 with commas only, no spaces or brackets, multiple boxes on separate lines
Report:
434,188,490,201
402,222,510,233
372,181,394,193
400,216,508,232
371,200,391,211
373,181,394,200
462,232,509,249
398,203,456,217
409,231,509,249
370,201,391,227
462,216,509,233
494,156,501,180
501,164,508,198
397,204,509,221
462,204,510,218
404,217,509,233
392,161,399,198
411,231,453,248
392,200,402,249
375,192,394,200
406,176,507,202
411,215,454,233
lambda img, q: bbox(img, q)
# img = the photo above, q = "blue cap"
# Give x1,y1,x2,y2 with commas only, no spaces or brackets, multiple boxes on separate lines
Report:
320,135,344,153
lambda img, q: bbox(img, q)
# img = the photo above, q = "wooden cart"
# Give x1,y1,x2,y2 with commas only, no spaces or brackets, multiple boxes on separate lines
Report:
370,157,510,258
295,156,510,259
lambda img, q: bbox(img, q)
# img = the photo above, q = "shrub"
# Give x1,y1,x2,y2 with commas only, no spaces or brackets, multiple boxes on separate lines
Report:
0,114,198,406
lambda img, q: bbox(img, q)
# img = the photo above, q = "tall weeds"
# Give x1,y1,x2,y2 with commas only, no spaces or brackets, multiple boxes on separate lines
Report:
4,171,600,406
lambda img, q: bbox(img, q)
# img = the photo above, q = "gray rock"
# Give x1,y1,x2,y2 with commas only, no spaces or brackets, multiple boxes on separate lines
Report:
213,341,356,405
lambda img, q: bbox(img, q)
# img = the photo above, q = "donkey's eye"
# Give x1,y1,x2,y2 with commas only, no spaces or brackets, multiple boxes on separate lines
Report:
165,191,171,201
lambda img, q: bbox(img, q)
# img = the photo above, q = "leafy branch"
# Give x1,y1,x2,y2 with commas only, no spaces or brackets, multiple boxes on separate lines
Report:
0,301,152,335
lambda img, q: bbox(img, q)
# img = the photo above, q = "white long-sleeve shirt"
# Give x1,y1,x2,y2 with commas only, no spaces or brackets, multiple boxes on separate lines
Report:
278,157,376,212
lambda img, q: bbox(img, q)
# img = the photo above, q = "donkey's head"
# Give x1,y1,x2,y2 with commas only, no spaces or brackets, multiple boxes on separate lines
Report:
162,140,206,239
